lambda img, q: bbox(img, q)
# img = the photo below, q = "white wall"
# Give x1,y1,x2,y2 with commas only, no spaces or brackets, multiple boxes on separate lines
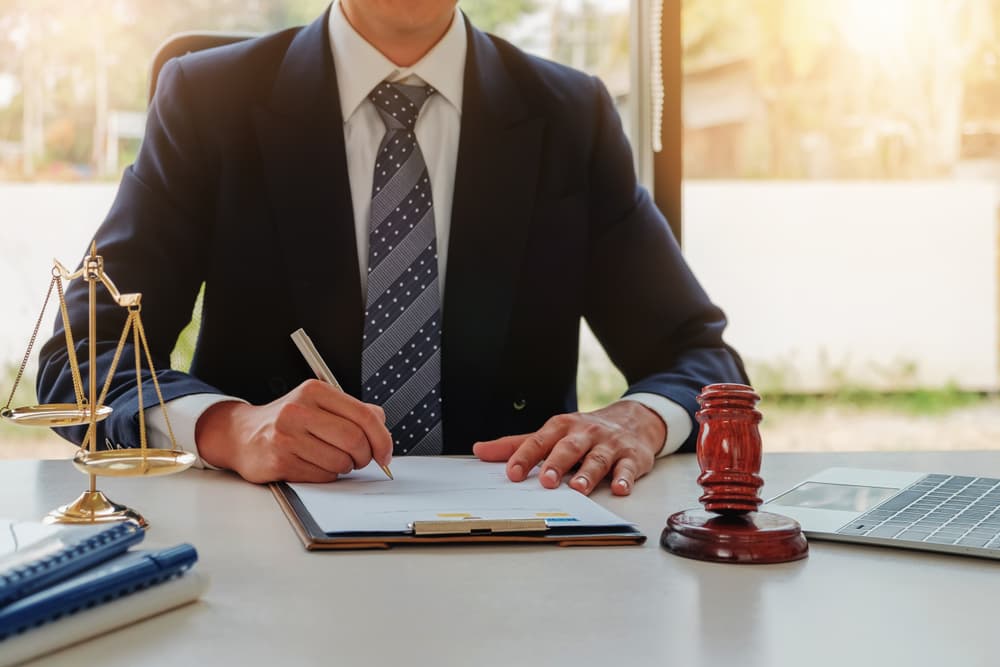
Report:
1,184,117,364
684,181,1000,391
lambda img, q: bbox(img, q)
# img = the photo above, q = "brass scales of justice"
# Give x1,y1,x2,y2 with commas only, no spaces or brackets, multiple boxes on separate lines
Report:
1,241,195,526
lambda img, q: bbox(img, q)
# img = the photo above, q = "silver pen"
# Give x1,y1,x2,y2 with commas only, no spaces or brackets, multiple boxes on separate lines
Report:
290,328,393,480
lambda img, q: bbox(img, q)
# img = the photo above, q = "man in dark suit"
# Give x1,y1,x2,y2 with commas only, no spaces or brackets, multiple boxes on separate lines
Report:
37,0,746,494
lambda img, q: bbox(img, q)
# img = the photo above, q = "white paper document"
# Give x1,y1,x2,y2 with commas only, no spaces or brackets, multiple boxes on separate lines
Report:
288,458,635,534
0,521,109,573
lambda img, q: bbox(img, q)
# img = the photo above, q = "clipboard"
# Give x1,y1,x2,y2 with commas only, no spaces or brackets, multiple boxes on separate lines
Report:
270,481,647,551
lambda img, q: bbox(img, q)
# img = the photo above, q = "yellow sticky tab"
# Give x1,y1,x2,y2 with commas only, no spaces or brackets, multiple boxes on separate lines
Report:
436,513,472,518
535,512,570,518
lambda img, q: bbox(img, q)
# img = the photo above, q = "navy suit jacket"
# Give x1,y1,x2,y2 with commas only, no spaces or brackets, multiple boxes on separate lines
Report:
37,10,746,454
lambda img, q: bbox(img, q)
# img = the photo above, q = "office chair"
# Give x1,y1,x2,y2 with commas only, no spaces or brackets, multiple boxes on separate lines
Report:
148,32,254,103
147,31,254,369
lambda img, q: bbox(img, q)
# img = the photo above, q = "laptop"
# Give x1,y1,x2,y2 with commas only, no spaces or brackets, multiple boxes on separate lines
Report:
761,468,1000,560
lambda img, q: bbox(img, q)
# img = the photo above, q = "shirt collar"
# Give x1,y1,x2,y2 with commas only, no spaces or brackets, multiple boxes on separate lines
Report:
328,1,467,123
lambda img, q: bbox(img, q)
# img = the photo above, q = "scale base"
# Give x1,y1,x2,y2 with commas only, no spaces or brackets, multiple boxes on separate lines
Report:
44,490,148,528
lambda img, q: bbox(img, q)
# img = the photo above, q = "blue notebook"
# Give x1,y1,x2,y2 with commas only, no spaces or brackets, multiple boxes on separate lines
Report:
0,544,198,641
0,520,145,607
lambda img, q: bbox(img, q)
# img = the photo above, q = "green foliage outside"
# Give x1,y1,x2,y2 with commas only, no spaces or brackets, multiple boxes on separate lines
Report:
4,0,1000,179
577,349,628,413
747,353,986,416
575,333,989,417
682,0,1000,178
462,0,536,33
762,385,985,416
170,285,203,373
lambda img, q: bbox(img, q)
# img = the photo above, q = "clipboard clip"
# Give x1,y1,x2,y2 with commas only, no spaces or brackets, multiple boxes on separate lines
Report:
410,518,548,536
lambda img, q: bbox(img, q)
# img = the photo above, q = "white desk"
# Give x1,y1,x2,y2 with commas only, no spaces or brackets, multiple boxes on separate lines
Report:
2,451,998,667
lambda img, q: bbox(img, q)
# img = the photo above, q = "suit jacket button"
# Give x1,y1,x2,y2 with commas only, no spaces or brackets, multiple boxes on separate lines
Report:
512,398,527,411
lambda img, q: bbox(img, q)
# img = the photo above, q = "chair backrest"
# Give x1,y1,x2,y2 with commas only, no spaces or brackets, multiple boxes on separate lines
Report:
148,31,255,104
149,32,254,370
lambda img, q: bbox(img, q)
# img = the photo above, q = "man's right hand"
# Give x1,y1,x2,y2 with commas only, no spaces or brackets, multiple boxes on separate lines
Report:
195,379,393,484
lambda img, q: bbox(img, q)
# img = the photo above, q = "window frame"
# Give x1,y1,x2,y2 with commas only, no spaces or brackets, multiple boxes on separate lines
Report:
634,0,682,245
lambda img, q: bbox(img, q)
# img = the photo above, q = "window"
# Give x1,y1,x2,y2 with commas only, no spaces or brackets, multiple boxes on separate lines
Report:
0,2,650,455
681,0,1000,451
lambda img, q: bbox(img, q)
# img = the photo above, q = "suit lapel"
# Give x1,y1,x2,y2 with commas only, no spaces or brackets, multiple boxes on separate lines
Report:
443,23,544,452
253,9,364,396
251,14,544,438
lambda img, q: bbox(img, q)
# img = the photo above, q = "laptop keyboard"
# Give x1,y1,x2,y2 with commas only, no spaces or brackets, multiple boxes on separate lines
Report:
836,474,1000,549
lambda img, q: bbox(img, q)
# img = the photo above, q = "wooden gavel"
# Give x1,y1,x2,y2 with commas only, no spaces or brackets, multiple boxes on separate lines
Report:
661,383,809,564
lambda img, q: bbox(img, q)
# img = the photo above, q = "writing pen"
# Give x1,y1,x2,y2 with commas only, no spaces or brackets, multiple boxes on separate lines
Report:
290,328,394,480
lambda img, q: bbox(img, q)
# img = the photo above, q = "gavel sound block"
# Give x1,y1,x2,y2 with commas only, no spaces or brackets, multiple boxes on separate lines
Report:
661,383,808,564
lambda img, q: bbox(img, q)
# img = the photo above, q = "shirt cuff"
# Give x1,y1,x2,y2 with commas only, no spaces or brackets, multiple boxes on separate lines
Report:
144,393,248,470
618,392,693,458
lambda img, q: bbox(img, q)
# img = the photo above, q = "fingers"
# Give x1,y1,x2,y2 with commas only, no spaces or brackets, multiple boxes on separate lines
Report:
491,408,660,494
284,453,342,483
297,379,394,468
532,412,613,489
292,430,358,476
297,408,373,470
568,444,617,495
505,415,574,484
362,403,393,466
561,441,651,495
610,457,640,496
472,434,530,462
251,432,346,484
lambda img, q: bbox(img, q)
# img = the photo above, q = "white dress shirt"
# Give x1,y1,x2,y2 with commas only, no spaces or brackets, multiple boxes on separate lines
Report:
145,1,691,466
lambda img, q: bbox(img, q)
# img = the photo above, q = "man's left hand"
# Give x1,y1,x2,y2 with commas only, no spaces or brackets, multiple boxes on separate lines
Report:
472,401,666,496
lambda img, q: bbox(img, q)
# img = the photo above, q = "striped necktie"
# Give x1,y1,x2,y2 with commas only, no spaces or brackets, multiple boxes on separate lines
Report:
361,80,443,455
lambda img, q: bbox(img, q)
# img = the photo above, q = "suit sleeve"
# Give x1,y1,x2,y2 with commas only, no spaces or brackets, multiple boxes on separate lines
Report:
582,76,748,453
35,58,225,449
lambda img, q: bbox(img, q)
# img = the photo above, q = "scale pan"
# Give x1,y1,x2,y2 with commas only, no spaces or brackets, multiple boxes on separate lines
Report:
72,448,196,477
1,403,112,427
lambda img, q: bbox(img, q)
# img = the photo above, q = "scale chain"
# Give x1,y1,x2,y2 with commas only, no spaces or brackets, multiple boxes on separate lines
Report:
80,310,134,451
55,275,86,409
134,314,146,452
4,276,57,412
57,297,179,453
135,313,179,451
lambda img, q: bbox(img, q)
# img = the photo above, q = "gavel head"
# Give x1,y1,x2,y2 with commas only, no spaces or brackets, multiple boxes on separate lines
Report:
695,383,764,514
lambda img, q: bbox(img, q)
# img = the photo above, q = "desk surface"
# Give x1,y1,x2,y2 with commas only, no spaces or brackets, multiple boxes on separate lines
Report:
2,451,998,667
